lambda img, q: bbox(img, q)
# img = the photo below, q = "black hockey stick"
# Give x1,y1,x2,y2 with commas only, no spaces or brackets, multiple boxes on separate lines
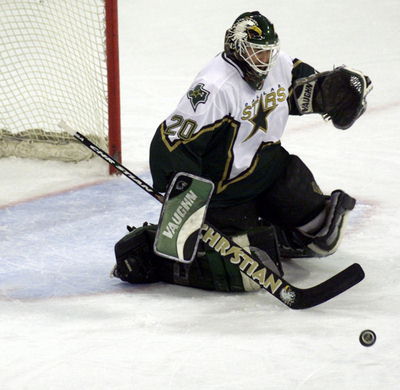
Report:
59,121,365,309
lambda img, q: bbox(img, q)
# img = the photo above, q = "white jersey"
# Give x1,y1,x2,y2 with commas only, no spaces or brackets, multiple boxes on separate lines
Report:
150,51,315,205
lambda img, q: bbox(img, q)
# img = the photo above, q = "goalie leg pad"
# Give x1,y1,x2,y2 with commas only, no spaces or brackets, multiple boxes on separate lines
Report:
230,225,283,292
186,225,282,292
275,190,355,258
113,223,241,291
112,224,282,292
307,189,356,256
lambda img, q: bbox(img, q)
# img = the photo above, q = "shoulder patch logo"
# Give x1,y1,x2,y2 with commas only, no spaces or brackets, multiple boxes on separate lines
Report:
187,83,210,112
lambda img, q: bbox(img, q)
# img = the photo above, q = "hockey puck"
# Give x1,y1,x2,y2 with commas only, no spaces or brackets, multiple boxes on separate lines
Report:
359,330,376,347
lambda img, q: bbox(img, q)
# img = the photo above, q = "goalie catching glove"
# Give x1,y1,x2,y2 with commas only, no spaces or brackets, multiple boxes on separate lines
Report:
293,66,373,129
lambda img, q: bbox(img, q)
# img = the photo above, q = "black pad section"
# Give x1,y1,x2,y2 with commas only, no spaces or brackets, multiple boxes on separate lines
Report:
206,201,260,235
248,225,283,276
257,155,326,228
114,224,160,283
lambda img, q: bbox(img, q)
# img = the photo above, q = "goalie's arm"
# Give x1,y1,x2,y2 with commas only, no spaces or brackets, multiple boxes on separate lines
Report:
149,121,207,194
288,59,318,116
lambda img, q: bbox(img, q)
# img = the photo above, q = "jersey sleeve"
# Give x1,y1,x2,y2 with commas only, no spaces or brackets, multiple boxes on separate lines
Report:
288,58,317,115
150,80,232,193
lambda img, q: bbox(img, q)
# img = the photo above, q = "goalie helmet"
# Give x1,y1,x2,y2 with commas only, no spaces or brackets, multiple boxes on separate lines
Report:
224,11,280,89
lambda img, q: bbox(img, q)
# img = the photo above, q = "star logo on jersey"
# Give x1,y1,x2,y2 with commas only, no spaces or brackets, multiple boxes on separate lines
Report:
187,83,210,112
243,98,275,142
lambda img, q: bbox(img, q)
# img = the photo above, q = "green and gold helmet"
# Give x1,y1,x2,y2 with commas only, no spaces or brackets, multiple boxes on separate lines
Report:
224,11,280,88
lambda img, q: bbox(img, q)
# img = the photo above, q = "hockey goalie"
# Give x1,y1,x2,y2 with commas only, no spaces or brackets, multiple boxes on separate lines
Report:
111,11,372,293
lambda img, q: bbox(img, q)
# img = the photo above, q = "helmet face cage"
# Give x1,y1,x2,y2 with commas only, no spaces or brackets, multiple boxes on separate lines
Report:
238,40,280,76
225,12,280,77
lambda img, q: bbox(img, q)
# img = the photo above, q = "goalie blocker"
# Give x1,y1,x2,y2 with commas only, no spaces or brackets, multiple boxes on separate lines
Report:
154,173,214,263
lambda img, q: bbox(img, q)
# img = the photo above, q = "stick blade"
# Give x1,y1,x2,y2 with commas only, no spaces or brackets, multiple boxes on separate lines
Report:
289,263,365,309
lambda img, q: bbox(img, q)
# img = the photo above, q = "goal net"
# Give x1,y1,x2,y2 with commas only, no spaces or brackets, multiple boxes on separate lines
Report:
0,0,121,164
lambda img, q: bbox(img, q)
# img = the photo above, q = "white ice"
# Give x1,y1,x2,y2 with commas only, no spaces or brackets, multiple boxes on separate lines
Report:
1,0,399,389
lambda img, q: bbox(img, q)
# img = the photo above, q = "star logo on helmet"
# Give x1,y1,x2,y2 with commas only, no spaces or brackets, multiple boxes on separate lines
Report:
187,83,210,112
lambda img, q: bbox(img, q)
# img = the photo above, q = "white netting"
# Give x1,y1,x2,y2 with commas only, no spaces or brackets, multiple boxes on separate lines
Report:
0,0,109,161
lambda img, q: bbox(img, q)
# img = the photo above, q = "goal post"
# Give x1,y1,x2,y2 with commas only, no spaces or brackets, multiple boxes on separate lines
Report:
105,0,122,172
0,0,121,173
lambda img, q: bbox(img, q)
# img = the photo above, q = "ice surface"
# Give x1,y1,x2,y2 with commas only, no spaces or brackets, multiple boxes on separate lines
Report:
1,0,399,389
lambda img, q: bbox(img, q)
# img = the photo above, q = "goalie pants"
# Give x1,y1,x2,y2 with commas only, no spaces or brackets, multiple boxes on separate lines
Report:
206,153,327,234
